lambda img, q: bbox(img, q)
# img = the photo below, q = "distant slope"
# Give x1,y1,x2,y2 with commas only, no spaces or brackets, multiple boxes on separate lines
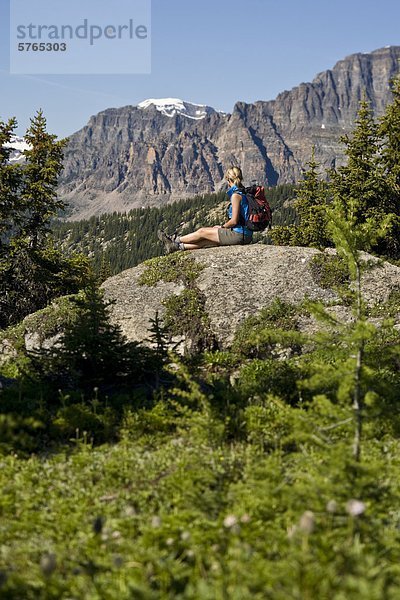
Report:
53,185,296,277
58,46,400,220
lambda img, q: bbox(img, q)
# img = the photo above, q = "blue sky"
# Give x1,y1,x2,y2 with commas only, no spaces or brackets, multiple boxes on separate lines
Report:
1,0,399,138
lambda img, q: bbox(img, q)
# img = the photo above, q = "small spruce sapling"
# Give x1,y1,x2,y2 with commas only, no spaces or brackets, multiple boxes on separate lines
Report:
304,197,393,462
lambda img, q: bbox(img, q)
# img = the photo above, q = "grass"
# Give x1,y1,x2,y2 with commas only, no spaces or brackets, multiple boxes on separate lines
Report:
2,405,400,599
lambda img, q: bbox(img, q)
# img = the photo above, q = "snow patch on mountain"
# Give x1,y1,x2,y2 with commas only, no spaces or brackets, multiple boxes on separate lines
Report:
137,98,225,119
4,136,31,164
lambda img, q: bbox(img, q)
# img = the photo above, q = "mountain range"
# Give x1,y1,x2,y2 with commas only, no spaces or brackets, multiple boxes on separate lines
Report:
4,136,30,164
12,46,400,220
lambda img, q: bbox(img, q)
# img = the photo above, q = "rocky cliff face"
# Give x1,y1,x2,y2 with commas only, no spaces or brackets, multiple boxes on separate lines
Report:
59,46,400,220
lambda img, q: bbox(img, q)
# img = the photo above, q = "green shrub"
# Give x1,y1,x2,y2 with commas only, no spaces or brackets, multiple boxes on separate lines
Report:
0,414,44,456
51,403,118,444
232,298,304,359
236,358,300,405
162,288,216,354
309,252,351,289
139,252,204,287
244,396,295,451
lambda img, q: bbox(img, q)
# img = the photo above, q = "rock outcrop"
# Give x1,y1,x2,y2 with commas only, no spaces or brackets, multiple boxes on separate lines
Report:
1,246,399,361
59,46,400,220
101,245,400,348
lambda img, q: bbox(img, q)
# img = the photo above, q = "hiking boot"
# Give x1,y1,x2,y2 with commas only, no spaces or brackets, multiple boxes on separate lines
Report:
157,229,180,254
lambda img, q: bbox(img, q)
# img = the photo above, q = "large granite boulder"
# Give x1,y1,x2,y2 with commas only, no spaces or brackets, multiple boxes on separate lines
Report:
1,246,398,364
101,245,400,347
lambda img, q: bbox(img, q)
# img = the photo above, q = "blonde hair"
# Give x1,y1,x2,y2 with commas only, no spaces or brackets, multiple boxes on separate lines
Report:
225,166,244,188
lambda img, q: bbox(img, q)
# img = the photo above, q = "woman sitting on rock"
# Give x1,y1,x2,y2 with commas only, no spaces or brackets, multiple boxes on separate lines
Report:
158,166,253,252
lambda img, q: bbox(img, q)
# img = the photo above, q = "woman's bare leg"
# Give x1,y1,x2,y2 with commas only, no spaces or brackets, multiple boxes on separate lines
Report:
183,240,220,250
180,227,220,245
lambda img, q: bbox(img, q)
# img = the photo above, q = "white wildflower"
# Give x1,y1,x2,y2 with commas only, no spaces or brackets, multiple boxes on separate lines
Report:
326,500,338,513
299,511,315,534
346,499,366,516
287,525,298,539
151,516,162,528
124,505,136,517
223,514,238,528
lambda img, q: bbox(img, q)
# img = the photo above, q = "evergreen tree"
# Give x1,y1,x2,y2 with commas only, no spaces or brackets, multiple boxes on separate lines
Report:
21,110,66,249
328,98,393,262
147,311,171,360
0,239,90,330
0,118,23,255
146,310,175,388
271,149,330,248
0,112,89,329
293,148,330,248
98,254,112,283
301,199,395,462
45,279,149,390
377,76,400,258
330,99,382,217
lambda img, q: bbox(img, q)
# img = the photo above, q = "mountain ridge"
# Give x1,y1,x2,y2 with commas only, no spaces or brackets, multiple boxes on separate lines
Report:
58,46,400,220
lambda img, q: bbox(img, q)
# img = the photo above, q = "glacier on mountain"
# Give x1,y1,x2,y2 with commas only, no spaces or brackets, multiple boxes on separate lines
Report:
137,98,224,119
4,136,30,164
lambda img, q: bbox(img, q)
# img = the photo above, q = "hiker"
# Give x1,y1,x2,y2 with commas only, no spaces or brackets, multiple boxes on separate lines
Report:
158,166,253,252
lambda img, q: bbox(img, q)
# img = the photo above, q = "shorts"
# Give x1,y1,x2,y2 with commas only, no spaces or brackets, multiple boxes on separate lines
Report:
218,228,253,246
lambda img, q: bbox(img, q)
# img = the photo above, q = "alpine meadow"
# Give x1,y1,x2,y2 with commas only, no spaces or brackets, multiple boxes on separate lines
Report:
1,57,400,600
